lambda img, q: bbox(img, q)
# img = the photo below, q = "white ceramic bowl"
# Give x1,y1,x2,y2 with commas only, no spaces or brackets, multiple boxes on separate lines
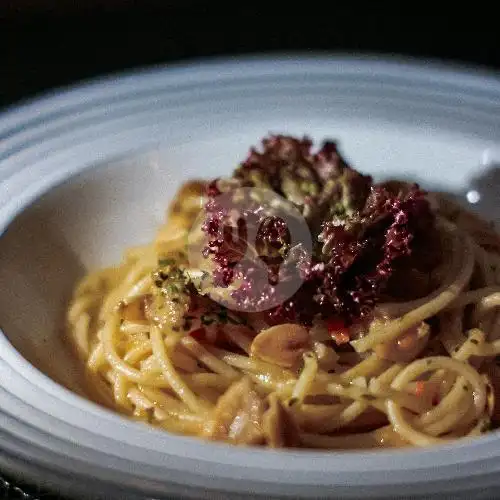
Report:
1,55,500,499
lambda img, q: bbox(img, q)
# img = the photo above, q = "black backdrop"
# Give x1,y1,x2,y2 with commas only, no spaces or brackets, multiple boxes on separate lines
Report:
2,4,500,110
1,3,500,499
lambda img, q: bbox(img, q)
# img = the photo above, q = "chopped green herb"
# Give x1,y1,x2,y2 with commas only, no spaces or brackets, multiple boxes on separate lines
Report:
167,283,180,294
201,314,215,326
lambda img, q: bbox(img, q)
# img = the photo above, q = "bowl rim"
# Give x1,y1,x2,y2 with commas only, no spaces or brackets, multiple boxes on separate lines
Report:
1,53,500,498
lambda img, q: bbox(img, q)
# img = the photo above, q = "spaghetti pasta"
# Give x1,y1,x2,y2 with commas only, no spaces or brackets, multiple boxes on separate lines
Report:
66,138,500,450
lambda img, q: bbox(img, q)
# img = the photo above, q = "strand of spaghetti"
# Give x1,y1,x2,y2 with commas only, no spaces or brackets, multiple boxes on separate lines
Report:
220,325,252,354
244,372,297,395
103,318,201,391
370,363,404,387
138,386,204,423
336,364,402,425
293,403,350,432
154,229,189,249
417,376,468,427
112,372,132,410
337,401,371,428
100,260,152,318
72,312,91,358
420,384,472,436
124,243,157,261
445,287,500,310
87,341,106,372
68,295,99,325
102,312,178,386
340,354,389,381
328,381,428,414
127,387,154,412
454,329,486,361
445,399,490,439
126,374,172,389
75,269,109,296
300,425,405,449
123,343,152,365
180,337,240,379
454,402,483,436
388,405,443,446
387,356,487,445
139,371,230,393
206,346,295,383
120,322,151,335
121,275,153,303
363,363,405,413
101,262,147,313
296,400,387,434
290,353,318,405
140,349,199,374
415,357,485,416
474,338,500,356
352,234,474,352
150,325,211,412
156,413,204,436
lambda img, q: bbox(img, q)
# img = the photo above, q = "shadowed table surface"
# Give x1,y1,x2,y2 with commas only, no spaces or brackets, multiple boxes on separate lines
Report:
2,5,500,109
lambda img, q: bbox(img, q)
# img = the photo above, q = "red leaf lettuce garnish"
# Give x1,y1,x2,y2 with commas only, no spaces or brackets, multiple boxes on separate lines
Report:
201,135,440,325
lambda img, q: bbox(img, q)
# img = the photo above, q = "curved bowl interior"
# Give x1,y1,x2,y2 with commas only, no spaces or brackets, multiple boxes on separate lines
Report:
1,57,500,498
0,125,499,404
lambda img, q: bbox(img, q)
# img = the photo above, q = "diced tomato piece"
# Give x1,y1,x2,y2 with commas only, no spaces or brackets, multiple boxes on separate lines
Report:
414,381,425,397
330,330,350,345
190,326,226,345
327,318,346,333
189,327,206,341
327,318,350,345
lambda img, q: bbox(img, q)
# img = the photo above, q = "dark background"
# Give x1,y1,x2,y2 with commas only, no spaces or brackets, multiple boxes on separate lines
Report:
2,4,500,111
